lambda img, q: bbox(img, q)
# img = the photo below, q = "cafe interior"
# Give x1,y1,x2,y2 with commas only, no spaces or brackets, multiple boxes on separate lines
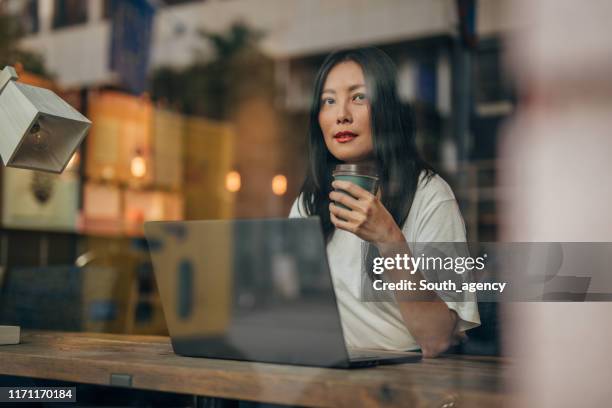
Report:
0,1,610,407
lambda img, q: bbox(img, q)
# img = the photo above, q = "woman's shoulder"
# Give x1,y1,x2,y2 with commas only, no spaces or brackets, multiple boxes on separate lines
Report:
415,170,457,205
289,193,308,218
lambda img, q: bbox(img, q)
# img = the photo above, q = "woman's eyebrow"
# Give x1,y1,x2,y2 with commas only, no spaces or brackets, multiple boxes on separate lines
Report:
322,84,366,94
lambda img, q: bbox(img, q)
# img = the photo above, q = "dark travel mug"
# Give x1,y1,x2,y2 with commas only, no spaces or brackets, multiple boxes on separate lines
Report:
332,163,379,210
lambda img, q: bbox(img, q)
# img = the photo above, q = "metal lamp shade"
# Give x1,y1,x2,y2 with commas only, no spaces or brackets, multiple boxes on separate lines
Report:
0,80,91,173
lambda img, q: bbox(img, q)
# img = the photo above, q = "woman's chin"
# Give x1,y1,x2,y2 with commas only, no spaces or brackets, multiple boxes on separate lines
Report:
331,152,373,163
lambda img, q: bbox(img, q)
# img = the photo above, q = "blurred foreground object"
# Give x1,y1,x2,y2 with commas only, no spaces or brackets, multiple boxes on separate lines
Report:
0,66,91,173
0,66,91,344
501,0,612,406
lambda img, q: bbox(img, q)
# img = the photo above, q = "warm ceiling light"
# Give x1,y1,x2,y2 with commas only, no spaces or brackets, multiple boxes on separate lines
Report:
225,171,241,192
272,174,287,196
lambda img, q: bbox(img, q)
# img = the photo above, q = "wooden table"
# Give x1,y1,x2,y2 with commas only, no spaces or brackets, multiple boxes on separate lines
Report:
0,331,511,407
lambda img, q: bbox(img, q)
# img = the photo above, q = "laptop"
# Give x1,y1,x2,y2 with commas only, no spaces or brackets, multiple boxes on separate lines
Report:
144,217,421,368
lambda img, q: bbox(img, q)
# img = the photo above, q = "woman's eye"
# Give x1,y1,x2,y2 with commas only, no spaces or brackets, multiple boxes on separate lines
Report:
322,98,335,105
353,93,367,102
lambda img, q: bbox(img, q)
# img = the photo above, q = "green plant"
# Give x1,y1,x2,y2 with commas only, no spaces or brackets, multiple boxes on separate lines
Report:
0,14,50,77
150,21,273,119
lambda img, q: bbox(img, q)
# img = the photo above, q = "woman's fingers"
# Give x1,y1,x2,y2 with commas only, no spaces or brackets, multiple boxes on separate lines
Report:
331,180,373,200
329,181,381,238
329,202,360,222
330,211,355,232
329,190,360,210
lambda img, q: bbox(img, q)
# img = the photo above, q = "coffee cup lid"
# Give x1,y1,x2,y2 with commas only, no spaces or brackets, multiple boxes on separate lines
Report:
333,163,379,177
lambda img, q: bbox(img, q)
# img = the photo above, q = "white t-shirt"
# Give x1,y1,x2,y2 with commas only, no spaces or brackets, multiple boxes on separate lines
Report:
289,171,481,350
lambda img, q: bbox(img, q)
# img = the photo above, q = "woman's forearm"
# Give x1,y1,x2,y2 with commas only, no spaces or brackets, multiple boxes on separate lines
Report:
395,299,457,357
376,238,458,357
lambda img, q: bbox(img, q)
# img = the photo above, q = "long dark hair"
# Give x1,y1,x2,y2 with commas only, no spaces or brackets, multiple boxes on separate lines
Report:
298,47,434,248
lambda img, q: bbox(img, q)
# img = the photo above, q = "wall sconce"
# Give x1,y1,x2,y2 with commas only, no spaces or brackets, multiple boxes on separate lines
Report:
0,66,91,173
0,66,92,345
272,174,287,196
225,171,241,193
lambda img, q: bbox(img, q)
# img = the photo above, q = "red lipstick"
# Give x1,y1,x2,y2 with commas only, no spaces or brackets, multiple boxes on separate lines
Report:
334,131,357,143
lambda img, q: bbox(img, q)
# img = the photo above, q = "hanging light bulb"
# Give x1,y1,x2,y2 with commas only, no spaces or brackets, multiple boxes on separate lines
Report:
130,149,147,178
27,121,51,152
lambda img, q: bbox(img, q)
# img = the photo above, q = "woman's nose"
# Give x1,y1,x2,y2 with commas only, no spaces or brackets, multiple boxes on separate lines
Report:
336,102,352,124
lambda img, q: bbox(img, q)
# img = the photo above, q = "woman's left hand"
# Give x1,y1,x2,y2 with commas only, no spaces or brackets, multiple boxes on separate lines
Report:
329,180,405,246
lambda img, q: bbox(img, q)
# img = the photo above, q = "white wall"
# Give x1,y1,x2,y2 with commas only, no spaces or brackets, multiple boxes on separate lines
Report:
477,0,516,38
17,0,458,87
17,0,513,88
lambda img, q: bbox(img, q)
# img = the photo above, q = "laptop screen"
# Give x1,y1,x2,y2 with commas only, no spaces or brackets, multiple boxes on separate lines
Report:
144,217,350,366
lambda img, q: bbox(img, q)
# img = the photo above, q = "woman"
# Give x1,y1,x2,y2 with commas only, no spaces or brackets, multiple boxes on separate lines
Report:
289,47,480,358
